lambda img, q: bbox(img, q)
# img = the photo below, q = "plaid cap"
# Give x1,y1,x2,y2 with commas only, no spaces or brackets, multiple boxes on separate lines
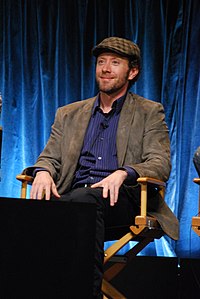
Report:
92,37,140,59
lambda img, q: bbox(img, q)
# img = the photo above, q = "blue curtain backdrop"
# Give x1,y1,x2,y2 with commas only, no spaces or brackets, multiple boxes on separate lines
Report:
0,0,200,258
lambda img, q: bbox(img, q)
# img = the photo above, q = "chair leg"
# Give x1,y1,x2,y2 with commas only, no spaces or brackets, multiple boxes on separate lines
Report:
21,181,28,199
102,225,160,298
104,235,153,282
192,216,200,236
104,232,133,264
102,278,127,299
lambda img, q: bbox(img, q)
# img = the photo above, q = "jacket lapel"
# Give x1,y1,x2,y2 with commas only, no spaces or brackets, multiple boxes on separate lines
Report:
117,93,136,166
66,97,96,163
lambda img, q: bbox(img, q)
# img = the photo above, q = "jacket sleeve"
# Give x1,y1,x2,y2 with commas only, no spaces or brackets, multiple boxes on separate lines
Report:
127,101,171,182
23,108,64,181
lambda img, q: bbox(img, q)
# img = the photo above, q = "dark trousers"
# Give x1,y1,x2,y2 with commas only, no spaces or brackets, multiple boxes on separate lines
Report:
52,185,141,298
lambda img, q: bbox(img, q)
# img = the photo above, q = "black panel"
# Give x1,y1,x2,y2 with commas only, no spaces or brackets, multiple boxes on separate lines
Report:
0,197,96,299
107,255,179,299
179,258,200,299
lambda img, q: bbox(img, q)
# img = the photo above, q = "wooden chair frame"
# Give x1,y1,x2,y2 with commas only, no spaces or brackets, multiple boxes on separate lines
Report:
16,174,166,299
192,178,200,236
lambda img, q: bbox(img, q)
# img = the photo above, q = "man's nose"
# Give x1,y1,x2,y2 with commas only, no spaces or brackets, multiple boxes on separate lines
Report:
102,62,111,72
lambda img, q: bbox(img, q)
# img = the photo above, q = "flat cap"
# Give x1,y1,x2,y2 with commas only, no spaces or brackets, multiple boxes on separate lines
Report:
92,37,140,59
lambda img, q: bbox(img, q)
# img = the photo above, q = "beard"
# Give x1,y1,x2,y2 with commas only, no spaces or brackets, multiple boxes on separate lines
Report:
96,71,130,95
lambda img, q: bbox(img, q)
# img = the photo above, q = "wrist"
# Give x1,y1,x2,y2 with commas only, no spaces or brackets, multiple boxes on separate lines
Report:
118,169,128,179
35,170,49,176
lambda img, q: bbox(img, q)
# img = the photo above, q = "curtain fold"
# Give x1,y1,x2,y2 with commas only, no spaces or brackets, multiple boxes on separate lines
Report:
1,0,200,257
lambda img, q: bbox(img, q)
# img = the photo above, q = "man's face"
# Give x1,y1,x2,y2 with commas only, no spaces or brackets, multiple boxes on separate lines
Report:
95,52,138,95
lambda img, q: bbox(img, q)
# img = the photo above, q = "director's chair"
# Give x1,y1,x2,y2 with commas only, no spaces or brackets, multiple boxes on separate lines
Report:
16,174,166,299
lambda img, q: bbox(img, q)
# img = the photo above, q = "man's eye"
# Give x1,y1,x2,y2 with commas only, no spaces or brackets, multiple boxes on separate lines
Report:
112,61,120,65
98,60,104,65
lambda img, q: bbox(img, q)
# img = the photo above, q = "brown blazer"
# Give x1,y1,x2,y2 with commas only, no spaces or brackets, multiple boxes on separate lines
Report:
23,92,179,240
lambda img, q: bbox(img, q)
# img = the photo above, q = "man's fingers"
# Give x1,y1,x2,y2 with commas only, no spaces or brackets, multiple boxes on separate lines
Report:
52,184,60,198
30,172,60,200
109,186,119,206
44,188,51,200
31,186,46,200
91,180,120,206
102,184,109,199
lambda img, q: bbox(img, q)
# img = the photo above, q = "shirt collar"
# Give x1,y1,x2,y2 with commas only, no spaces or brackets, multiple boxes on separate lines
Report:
92,93,127,116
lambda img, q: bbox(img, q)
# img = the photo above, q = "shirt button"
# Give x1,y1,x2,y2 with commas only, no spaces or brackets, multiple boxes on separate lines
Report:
98,157,102,160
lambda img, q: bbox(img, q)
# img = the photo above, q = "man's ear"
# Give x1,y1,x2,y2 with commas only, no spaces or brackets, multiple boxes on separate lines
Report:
128,67,139,80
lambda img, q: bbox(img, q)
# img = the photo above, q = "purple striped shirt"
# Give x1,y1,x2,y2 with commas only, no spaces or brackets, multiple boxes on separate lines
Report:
72,94,137,188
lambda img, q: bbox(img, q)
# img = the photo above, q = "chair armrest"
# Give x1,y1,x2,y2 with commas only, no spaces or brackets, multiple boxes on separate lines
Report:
193,178,200,185
16,174,34,183
16,174,34,199
137,177,166,187
136,177,166,226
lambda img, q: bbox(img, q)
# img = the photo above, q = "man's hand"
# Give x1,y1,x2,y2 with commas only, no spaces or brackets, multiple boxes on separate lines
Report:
91,169,128,206
30,171,60,200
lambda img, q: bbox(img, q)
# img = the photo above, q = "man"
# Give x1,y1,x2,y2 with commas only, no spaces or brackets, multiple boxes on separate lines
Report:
22,37,179,298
